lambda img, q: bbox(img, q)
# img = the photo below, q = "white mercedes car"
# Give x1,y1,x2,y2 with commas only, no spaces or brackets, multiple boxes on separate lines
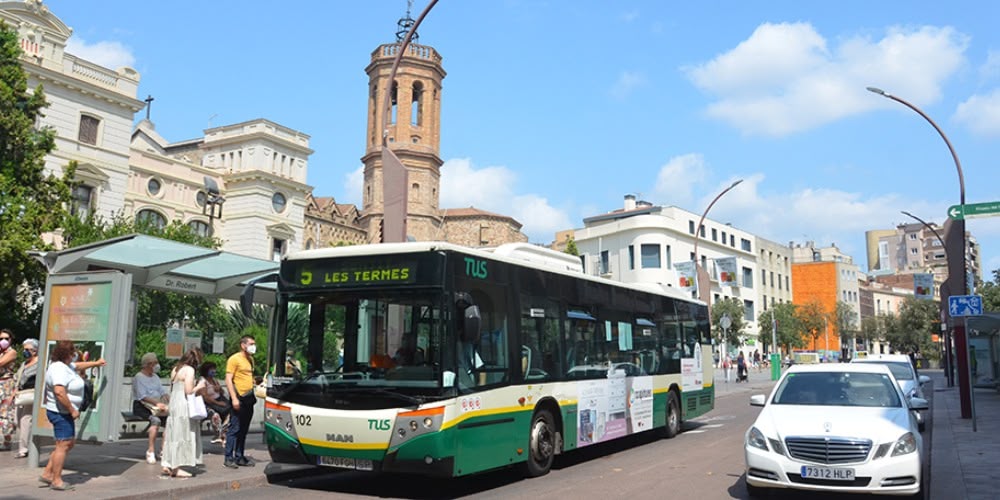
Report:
851,353,932,430
744,363,927,498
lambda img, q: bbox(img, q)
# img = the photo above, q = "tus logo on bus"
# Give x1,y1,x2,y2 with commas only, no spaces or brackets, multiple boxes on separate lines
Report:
464,258,487,279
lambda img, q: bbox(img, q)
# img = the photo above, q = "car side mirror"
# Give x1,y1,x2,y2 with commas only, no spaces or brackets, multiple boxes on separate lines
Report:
918,375,931,386
750,394,766,407
908,396,929,411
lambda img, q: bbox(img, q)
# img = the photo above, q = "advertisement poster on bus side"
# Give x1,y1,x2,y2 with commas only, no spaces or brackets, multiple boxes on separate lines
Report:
715,257,738,287
577,375,628,447
675,261,697,291
627,377,653,433
681,358,702,392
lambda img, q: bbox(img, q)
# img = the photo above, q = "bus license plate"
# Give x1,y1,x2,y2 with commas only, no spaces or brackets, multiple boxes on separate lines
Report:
801,465,855,481
318,456,374,471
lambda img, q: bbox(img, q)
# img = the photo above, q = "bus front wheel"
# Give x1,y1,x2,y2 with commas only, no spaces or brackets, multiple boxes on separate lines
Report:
663,392,680,438
522,408,556,477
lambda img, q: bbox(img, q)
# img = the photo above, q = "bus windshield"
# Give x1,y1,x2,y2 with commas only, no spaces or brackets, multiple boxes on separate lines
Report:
271,290,452,409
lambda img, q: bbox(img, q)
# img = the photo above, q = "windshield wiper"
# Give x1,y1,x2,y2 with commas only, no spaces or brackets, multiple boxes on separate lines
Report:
337,387,427,405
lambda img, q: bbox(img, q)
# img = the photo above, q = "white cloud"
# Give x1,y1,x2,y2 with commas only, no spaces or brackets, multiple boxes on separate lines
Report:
609,71,648,99
620,9,640,23
440,158,570,242
954,89,1000,136
652,153,708,206
342,165,364,206
65,36,135,69
979,49,1000,82
683,23,968,136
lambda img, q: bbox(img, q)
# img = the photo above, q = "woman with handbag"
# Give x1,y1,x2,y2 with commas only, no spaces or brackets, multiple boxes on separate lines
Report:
13,338,39,458
0,328,19,451
161,347,206,478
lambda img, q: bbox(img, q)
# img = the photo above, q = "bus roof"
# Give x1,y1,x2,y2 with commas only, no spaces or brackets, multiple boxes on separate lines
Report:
284,241,701,304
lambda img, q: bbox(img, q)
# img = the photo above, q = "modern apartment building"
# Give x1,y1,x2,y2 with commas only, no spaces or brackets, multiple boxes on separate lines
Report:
790,241,862,360
566,195,794,353
865,221,981,292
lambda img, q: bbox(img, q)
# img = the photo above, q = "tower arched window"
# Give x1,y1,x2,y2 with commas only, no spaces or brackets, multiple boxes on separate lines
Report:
390,81,398,124
411,81,424,126
411,182,420,200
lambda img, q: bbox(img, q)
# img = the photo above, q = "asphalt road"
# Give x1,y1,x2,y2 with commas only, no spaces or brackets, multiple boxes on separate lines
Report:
209,380,932,500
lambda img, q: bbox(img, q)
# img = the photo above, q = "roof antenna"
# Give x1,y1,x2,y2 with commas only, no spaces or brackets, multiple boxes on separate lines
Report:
396,0,418,43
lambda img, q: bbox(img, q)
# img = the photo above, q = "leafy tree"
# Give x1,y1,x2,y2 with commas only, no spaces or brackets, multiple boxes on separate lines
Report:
711,297,746,349
886,297,938,356
832,300,858,355
858,315,881,352
980,269,1000,313
795,300,828,352
563,236,580,256
757,302,804,353
0,22,74,335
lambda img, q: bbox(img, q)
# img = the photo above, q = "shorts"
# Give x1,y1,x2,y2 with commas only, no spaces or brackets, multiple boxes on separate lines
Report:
133,400,163,426
46,410,76,441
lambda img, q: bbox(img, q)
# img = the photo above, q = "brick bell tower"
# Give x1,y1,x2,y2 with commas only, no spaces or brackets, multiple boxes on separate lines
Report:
359,8,446,242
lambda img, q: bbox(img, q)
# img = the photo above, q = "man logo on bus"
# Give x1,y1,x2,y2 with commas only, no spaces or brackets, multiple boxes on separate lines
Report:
464,257,488,279
326,433,354,443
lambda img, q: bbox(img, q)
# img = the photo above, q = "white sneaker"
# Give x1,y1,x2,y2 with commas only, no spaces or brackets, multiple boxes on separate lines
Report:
146,451,156,464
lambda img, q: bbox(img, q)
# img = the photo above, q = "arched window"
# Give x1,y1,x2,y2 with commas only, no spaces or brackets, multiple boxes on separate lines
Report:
136,209,166,230
411,81,424,125
411,182,420,200
188,220,211,237
390,81,398,124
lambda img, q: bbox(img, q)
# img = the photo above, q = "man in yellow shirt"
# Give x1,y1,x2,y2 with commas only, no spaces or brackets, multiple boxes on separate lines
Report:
224,335,256,468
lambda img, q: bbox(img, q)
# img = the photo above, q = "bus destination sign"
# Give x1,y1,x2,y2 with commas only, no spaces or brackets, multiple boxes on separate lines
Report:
284,257,426,289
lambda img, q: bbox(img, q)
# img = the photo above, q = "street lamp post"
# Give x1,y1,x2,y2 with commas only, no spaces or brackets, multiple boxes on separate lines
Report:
692,180,743,357
868,86,971,418
901,210,953,386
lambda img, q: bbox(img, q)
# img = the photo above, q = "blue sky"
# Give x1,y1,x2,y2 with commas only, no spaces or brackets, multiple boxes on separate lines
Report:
43,0,1000,276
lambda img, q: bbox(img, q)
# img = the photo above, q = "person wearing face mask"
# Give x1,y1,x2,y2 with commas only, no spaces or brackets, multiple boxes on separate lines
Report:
13,338,40,458
133,352,169,464
224,335,257,468
0,328,18,451
198,361,230,444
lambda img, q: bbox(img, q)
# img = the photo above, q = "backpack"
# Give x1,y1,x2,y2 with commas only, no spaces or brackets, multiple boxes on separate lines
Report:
79,378,95,412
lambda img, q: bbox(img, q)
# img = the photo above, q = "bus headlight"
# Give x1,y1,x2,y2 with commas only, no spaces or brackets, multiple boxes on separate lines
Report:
389,406,445,448
265,401,298,440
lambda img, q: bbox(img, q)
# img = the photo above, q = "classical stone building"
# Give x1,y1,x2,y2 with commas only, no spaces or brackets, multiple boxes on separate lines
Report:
5,1,524,259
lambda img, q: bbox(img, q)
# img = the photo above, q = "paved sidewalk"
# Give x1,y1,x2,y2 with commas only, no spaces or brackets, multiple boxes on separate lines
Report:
927,369,1000,500
0,432,311,499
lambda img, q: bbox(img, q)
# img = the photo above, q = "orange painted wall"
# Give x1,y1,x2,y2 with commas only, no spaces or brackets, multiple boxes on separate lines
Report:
791,261,842,353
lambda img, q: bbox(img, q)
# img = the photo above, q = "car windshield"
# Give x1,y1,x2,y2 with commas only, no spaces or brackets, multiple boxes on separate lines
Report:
858,361,914,381
773,372,903,407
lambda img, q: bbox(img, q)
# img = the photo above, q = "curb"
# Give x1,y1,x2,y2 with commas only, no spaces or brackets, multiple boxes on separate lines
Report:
105,463,320,500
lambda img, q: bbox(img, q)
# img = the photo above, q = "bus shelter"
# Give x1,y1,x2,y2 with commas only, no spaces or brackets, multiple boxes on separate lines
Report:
24,234,278,465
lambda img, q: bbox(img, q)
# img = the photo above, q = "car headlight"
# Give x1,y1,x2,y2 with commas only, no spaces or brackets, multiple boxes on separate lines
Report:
891,432,918,456
746,427,768,451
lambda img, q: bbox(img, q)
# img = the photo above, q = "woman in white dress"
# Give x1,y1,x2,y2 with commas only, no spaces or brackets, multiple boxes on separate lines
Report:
161,347,206,478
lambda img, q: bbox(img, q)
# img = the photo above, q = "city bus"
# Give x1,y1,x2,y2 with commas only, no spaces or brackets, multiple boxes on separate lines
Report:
243,241,714,478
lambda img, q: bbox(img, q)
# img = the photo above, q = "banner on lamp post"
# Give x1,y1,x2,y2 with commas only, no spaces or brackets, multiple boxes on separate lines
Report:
675,261,697,291
913,273,935,300
715,257,738,287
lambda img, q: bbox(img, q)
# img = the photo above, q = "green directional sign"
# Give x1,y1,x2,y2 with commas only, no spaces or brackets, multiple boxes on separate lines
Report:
947,201,1000,220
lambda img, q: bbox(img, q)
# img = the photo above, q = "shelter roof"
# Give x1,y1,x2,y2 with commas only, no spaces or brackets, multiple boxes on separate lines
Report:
30,234,278,303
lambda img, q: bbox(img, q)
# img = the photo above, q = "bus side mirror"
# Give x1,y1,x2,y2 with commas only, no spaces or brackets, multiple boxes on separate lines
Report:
463,305,481,342
241,273,280,317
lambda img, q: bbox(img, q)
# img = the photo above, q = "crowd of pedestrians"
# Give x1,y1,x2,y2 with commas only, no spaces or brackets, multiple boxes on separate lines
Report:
0,325,259,490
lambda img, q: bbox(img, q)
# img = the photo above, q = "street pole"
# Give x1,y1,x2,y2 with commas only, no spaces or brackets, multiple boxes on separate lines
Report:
868,86,970,417
901,210,953,386
692,179,743,321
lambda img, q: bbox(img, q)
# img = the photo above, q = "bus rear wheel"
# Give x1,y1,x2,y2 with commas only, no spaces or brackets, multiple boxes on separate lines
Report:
522,408,556,477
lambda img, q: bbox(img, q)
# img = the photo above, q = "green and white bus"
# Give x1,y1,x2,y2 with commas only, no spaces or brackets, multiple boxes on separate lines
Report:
246,242,714,478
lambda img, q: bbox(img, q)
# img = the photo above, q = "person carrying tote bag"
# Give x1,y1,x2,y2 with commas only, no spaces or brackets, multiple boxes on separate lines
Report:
160,347,206,478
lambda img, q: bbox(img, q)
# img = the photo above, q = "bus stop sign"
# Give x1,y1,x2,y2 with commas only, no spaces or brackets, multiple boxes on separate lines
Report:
949,295,983,317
